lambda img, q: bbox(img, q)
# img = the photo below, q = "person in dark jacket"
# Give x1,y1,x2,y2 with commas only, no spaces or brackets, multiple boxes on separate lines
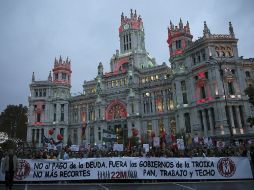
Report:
1,149,19,190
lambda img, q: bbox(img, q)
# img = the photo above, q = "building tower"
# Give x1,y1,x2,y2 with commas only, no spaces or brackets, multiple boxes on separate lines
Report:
110,9,155,73
119,9,145,54
53,56,72,86
167,19,193,73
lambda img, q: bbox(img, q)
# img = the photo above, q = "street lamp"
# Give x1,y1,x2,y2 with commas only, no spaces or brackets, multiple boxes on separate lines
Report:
209,55,234,138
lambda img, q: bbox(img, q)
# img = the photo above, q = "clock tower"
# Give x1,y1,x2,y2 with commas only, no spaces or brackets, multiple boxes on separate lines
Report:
119,9,145,54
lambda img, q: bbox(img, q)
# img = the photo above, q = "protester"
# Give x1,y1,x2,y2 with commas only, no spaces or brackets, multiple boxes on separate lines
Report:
63,150,69,160
1,149,19,190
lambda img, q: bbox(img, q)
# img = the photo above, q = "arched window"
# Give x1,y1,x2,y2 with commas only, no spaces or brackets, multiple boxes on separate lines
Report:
216,51,220,57
222,51,226,57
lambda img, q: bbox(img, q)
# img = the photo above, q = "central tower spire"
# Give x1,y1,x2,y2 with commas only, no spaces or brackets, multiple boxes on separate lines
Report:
119,9,145,54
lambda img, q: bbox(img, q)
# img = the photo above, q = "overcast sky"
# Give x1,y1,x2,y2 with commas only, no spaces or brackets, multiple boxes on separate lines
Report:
0,0,254,112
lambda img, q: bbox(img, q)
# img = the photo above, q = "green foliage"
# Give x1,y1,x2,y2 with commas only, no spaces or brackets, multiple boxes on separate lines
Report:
247,117,254,127
0,139,16,150
244,86,254,105
0,104,28,140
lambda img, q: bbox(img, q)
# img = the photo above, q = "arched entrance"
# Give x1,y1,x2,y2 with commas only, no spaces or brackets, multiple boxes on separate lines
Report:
105,99,128,145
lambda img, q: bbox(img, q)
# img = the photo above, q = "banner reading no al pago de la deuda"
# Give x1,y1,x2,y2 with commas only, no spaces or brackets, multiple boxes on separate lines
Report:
0,157,252,181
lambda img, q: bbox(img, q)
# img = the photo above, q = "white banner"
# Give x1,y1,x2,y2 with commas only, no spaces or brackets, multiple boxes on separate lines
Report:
0,157,252,181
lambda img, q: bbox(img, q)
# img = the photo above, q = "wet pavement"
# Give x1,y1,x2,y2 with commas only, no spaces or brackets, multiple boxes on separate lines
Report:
1,180,254,190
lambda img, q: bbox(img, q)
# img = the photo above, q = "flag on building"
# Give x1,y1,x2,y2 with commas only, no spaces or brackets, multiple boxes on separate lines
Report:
42,135,50,144
81,122,88,138
102,129,116,142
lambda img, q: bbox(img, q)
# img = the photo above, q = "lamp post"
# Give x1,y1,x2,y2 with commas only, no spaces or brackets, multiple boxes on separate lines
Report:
209,56,233,138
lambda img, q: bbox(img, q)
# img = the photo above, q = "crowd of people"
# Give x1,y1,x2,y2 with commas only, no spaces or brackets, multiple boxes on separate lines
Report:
0,140,253,160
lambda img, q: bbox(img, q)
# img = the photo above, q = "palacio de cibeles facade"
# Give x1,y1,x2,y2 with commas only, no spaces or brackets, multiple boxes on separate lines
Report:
27,10,254,150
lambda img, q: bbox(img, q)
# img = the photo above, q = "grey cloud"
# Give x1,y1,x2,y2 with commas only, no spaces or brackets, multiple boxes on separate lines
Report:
0,0,253,111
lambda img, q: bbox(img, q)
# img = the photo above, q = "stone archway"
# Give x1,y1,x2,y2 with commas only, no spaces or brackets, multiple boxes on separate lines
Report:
105,99,127,121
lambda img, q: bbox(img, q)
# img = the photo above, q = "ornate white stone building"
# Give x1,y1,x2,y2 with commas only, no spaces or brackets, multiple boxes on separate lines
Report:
27,10,254,147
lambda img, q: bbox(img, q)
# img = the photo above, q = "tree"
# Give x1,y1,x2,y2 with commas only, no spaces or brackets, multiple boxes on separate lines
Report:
0,104,28,140
244,86,254,106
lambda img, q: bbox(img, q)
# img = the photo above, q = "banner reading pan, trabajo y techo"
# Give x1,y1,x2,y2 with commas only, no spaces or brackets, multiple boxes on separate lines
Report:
0,157,252,181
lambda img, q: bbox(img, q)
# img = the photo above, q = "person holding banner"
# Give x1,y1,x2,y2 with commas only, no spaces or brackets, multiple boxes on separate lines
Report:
1,149,19,190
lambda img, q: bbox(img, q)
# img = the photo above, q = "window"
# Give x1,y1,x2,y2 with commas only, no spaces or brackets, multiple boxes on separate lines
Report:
61,104,64,121
202,50,206,60
35,89,38,97
198,55,201,62
201,86,206,98
193,57,196,64
43,89,46,97
228,82,234,95
181,81,186,91
55,73,58,80
246,71,250,78
131,103,134,114
183,92,188,104
99,108,101,118
98,131,101,141
42,105,45,110
205,72,209,79
176,40,181,49
37,113,41,122
62,73,67,80
53,104,57,122
39,89,42,97
34,105,37,111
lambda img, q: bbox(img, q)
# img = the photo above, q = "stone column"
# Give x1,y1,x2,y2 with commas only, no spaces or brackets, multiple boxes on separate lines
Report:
235,106,242,129
202,110,208,136
151,92,155,114
208,108,214,136
228,106,235,128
